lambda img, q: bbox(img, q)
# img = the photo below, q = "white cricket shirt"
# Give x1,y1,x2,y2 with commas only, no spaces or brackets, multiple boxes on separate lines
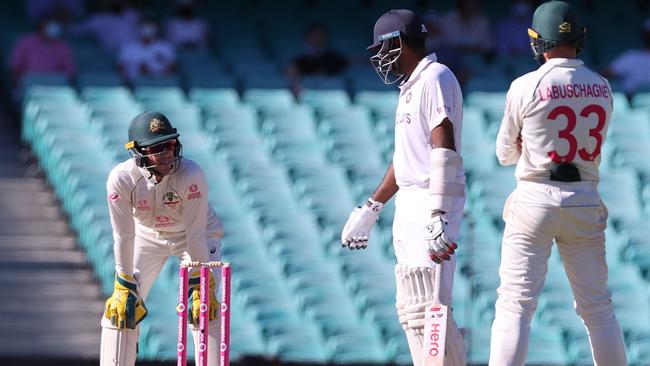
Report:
496,58,613,182
393,53,465,189
106,158,222,274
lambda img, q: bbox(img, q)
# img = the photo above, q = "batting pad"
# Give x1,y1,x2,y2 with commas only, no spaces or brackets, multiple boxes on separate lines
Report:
100,318,139,366
395,265,466,366
190,318,221,366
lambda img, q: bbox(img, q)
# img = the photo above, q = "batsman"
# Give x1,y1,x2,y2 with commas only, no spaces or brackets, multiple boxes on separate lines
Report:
341,9,467,365
489,1,627,365
100,111,224,365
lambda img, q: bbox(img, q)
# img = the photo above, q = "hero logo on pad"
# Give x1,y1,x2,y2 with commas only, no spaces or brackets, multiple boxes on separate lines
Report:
109,193,119,201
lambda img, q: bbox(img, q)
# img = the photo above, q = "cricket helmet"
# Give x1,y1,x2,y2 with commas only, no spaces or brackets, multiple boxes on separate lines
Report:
528,1,586,64
125,111,182,173
368,9,428,84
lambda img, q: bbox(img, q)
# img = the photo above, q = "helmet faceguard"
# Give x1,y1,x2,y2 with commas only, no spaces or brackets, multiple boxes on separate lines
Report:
126,138,183,176
370,31,405,84
125,111,182,178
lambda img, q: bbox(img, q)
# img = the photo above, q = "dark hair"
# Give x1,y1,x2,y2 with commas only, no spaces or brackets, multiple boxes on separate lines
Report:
402,36,426,52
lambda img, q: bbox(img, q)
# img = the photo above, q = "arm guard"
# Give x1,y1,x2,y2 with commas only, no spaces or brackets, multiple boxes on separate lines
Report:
428,148,464,213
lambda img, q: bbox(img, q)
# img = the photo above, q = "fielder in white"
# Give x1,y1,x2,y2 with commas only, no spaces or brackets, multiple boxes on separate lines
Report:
489,2,627,365
100,111,224,366
341,9,467,366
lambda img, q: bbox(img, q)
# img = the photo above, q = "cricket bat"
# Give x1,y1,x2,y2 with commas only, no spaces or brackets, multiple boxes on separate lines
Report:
423,262,447,366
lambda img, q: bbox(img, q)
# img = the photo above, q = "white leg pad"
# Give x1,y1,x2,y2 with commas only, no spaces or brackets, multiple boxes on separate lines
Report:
190,318,221,366
395,264,467,366
100,317,139,366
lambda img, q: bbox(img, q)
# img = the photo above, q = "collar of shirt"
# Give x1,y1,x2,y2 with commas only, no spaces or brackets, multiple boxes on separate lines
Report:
400,52,437,89
138,166,160,188
539,57,584,70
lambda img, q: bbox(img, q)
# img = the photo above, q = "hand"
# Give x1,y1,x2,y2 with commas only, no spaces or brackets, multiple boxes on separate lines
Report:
424,211,458,263
104,273,148,329
188,270,219,325
341,199,384,250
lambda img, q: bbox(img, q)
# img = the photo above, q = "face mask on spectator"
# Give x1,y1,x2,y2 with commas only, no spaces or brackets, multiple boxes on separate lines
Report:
140,24,158,40
44,21,62,39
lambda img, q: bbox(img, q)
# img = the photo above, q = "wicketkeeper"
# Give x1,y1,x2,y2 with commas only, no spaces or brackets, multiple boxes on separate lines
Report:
100,111,224,365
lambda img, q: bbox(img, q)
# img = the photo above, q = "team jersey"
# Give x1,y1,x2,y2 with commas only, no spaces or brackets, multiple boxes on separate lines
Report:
496,58,613,182
393,53,465,189
106,157,222,274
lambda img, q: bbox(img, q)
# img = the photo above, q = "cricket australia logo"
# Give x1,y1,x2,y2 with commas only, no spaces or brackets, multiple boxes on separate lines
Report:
559,22,571,33
149,118,166,132
162,191,181,207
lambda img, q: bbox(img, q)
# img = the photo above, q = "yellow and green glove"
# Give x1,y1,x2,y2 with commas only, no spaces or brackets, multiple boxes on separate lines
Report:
104,273,148,329
187,270,219,325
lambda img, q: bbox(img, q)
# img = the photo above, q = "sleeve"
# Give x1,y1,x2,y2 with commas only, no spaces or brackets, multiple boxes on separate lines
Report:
106,169,136,275
182,165,210,263
424,70,459,133
495,85,523,165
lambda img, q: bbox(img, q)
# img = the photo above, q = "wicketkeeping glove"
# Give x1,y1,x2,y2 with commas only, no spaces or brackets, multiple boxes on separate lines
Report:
341,198,384,250
424,211,458,263
104,273,148,329
187,270,219,325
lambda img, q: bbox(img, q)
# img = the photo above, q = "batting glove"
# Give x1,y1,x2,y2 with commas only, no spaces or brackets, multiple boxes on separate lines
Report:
424,210,458,263
187,270,219,325
341,198,384,250
104,273,148,329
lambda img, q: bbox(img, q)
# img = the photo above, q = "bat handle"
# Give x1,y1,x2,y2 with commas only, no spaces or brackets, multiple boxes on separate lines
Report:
433,261,443,304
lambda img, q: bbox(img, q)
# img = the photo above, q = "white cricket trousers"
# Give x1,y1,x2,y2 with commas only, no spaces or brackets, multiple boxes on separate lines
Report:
489,180,627,366
100,231,222,366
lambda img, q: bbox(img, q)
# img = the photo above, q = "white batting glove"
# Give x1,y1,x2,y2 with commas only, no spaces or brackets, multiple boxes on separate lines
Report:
424,210,458,263
341,198,384,250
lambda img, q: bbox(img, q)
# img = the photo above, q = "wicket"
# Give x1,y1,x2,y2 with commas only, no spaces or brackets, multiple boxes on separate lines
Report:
177,261,231,366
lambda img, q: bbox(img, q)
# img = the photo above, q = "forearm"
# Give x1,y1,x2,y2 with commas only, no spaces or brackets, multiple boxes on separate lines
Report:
369,163,398,204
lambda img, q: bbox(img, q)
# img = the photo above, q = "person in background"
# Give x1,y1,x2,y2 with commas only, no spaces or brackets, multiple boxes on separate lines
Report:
164,0,210,50
603,18,650,99
118,19,176,82
440,0,494,59
68,0,140,54
290,23,349,76
495,0,535,57
9,15,75,86
423,10,469,86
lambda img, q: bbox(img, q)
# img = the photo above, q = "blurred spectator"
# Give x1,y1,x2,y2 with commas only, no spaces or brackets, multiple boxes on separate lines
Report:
604,18,650,97
495,0,534,57
164,0,210,49
440,0,493,57
25,0,86,24
118,19,176,82
69,0,139,53
289,23,348,76
9,16,75,86
422,10,469,85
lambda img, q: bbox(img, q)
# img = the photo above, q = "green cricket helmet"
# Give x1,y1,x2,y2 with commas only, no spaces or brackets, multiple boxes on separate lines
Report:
124,111,182,173
528,1,586,64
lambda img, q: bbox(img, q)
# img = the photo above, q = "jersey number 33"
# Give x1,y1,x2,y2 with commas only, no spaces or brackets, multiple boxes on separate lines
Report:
546,104,607,163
